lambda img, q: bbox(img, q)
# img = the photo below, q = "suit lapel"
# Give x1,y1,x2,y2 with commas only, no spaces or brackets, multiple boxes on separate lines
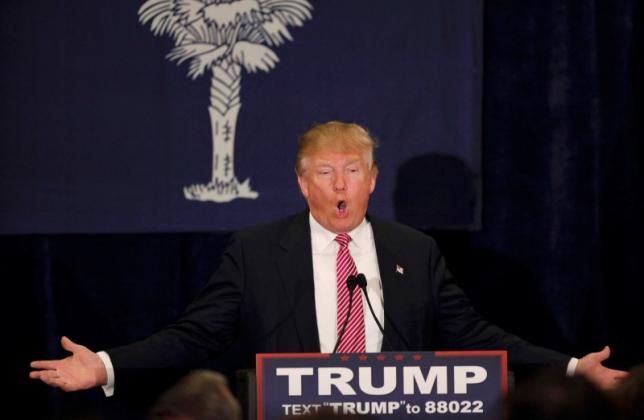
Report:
370,216,410,351
276,212,320,352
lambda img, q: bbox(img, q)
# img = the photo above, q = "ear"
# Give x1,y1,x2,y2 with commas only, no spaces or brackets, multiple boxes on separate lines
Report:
297,174,309,198
369,169,377,194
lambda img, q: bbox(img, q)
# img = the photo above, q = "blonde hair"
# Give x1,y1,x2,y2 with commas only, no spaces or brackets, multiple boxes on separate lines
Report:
295,121,378,175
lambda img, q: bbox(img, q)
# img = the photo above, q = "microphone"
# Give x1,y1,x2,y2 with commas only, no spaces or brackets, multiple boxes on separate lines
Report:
332,275,358,353
355,273,395,351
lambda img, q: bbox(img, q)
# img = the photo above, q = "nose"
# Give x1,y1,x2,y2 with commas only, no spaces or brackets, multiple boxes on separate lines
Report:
333,174,347,191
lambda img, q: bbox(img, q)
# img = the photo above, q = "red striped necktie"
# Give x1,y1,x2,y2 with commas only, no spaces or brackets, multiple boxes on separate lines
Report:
335,233,366,353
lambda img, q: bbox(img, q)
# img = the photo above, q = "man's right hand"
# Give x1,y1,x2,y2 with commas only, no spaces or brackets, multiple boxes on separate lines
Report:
30,336,107,392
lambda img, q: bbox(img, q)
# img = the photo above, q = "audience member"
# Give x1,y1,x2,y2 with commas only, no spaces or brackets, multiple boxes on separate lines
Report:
506,369,617,420
612,363,644,420
147,369,241,420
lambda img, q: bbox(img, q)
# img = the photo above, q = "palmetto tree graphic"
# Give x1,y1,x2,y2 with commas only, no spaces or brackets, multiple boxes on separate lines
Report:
138,0,313,202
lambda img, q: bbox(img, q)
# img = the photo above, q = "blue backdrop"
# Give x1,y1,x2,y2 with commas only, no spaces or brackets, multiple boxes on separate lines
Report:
0,0,482,233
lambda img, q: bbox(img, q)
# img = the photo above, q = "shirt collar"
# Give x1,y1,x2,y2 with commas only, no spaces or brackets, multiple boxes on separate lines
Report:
309,212,370,254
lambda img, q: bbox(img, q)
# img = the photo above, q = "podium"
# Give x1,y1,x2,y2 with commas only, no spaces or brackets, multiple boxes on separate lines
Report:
238,351,507,419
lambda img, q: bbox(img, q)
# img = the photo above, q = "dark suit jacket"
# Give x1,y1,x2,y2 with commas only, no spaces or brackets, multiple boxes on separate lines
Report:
108,211,569,387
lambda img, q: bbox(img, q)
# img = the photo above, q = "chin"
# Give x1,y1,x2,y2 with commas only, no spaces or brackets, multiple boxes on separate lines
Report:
332,220,357,233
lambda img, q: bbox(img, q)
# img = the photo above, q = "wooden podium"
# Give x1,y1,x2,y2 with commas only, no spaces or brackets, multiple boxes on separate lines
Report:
238,351,507,420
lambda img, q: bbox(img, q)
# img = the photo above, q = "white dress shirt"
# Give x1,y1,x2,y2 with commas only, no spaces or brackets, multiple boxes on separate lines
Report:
309,213,384,353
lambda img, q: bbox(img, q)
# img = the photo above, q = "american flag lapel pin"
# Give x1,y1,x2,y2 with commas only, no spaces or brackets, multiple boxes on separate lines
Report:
395,264,404,276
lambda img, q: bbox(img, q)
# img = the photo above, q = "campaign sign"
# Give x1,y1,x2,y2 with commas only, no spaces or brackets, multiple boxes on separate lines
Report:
256,351,507,419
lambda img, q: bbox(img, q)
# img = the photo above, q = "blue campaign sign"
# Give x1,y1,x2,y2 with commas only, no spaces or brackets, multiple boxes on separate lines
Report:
256,351,507,419
1,1,482,233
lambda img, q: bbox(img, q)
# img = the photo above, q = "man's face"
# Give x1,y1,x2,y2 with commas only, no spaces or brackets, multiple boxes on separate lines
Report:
297,150,376,234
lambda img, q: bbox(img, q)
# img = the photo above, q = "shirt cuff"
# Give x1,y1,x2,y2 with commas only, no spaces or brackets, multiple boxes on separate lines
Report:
97,351,115,397
566,357,579,376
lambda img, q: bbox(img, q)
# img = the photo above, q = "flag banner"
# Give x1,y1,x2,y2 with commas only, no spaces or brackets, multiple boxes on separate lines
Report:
0,0,482,233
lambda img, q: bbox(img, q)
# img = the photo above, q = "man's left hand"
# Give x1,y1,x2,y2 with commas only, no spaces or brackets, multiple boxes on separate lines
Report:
575,345,628,390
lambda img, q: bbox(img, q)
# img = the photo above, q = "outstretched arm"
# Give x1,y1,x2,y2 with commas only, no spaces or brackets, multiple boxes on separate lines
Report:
30,336,107,392
575,346,629,390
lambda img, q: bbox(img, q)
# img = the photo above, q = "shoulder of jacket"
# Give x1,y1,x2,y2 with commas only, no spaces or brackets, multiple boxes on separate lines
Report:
369,214,437,248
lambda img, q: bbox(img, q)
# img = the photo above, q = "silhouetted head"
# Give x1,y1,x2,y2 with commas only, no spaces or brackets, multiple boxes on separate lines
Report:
506,369,616,420
148,369,241,420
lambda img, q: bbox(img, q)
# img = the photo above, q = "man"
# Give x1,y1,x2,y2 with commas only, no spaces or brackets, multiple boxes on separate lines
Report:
30,121,626,395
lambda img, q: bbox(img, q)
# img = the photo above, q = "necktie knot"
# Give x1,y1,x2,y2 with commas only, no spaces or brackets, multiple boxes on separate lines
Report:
335,233,352,249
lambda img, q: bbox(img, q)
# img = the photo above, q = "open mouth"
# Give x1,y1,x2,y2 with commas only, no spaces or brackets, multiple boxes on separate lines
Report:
336,200,347,214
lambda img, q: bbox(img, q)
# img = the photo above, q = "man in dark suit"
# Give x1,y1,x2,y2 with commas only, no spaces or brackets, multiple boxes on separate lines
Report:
30,121,626,395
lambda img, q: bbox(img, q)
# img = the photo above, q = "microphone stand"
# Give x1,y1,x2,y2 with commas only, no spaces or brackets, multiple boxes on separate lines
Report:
355,273,395,351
